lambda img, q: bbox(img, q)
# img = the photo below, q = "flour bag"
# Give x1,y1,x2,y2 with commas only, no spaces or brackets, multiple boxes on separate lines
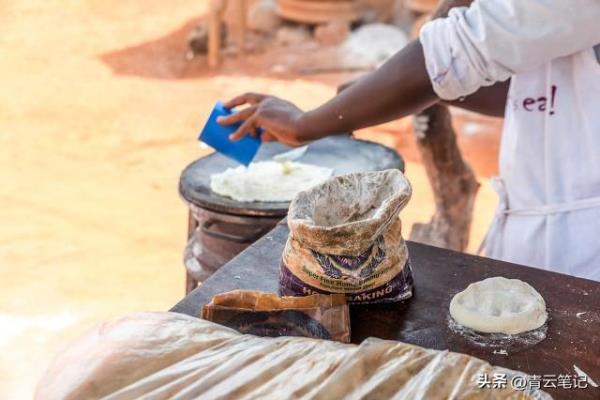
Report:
280,169,414,304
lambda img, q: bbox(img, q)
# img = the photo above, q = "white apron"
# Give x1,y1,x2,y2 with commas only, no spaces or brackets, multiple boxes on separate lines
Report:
481,47,600,281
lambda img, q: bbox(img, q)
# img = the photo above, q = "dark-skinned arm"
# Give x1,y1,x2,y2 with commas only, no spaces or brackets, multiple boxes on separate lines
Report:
441,80,509,117
300,40,438,138
218,40,438,146
338,73,510,118
337,0,509,119
217,0,508,145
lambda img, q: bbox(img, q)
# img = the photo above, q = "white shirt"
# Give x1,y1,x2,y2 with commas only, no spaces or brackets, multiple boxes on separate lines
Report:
420,0,600,281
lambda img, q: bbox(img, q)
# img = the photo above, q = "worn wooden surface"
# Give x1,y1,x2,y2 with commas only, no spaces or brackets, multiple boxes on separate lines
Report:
172,223,600,399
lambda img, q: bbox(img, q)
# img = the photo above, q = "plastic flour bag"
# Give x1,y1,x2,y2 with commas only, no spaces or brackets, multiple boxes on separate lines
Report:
280,169,414,304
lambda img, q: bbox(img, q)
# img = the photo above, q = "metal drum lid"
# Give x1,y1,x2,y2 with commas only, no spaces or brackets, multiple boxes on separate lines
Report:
179,134,404,217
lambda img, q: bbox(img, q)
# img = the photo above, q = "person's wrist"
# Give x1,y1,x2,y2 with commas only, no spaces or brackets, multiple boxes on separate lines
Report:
293,112,311,145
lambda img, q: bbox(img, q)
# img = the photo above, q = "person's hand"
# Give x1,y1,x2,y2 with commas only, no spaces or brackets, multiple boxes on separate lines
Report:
217,93,308,147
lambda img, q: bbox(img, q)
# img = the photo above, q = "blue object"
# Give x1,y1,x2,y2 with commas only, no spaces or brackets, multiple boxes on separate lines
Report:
199,101,262,166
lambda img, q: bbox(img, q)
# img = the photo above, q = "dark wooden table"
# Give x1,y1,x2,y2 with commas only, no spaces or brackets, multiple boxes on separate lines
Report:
172,222,600,400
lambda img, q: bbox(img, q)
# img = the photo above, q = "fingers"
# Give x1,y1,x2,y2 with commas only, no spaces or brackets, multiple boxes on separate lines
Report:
229,115,258,141
217,105,256,126
261,132,276,142
223,93,267,109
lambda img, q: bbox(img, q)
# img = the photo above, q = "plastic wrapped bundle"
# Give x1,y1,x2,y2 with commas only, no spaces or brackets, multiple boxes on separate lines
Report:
35,312,550,400
202,290,351,342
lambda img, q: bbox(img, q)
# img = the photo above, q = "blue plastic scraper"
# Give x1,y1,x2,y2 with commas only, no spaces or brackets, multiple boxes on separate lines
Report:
198,101,262,166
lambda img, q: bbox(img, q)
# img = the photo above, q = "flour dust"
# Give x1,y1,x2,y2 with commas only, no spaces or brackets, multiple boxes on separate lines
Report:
447,315,547,351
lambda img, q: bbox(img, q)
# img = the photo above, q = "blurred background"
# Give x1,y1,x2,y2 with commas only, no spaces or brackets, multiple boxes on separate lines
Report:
0,0,501,397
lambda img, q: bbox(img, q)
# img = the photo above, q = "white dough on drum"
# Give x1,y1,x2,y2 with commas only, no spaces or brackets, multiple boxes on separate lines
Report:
449,276,547,335
210,161,333,202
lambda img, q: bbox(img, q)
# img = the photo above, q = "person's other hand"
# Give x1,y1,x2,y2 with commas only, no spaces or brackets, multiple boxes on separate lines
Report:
217,93,308,147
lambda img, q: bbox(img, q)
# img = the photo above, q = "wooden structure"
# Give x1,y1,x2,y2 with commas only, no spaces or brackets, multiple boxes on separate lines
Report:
409,104,479,251
172,222,600,400
208,0,248,68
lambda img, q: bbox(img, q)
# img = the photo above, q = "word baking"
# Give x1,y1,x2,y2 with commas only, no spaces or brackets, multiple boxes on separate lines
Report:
477,372,592,391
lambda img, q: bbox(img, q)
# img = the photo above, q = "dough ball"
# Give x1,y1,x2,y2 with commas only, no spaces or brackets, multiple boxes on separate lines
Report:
210,161,333,202
449,276,547,335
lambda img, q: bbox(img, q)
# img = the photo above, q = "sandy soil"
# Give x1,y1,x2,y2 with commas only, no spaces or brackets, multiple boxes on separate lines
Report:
0,1,500,398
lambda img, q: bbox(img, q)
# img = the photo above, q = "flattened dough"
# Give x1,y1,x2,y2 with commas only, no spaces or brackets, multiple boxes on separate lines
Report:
449,276,547,334
210,161,333,202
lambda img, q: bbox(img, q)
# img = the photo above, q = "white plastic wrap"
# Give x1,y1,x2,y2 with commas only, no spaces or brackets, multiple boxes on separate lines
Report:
35,312,550,400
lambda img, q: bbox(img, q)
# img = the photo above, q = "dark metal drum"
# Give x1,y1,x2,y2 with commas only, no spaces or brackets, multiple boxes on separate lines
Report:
180,134,404,293
180,134,404,217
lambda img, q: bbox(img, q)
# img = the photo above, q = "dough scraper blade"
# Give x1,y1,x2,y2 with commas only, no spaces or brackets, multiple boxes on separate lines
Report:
272,145,309,163
199,101,262,166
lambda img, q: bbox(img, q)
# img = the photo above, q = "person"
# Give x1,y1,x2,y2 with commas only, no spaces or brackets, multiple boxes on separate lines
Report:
217,0,600,281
